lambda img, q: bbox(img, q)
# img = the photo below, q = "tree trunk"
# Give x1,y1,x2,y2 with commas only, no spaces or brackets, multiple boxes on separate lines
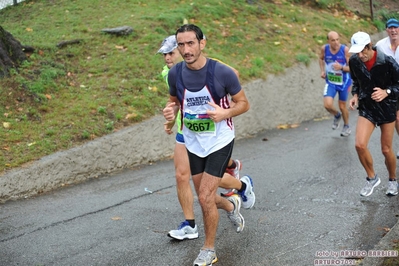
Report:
0,26,27,78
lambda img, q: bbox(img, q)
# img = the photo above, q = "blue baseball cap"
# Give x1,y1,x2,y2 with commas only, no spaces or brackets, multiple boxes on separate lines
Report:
386,18,399,28
157,35,177,54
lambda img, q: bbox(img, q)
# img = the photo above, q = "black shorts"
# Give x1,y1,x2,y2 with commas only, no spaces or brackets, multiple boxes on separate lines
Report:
358,100,396,126
186,139,234,178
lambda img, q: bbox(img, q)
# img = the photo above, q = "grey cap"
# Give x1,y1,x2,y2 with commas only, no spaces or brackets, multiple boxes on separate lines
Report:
157,35,177,54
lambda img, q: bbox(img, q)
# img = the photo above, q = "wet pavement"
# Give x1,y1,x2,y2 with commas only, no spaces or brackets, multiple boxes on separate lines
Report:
1,111,399,266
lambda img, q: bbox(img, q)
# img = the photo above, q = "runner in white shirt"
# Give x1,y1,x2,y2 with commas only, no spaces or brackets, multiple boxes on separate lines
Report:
376,18,399,159
163,24,250,266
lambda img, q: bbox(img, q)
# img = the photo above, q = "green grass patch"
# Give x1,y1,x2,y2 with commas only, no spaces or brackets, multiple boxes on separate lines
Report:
0,0,379,173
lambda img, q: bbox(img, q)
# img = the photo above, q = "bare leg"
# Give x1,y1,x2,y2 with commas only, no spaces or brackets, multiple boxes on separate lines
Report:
355,116,376,177
219,173,241,190
174,143,194,220
339,100,349,125
192,172,233,249
324,96,339,116
380,122,396,179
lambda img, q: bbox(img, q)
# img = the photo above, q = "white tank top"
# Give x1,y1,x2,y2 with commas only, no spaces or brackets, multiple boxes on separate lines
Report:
182,86,234,157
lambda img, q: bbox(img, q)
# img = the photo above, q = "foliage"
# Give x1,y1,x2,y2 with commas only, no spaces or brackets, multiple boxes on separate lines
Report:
0,0,377,173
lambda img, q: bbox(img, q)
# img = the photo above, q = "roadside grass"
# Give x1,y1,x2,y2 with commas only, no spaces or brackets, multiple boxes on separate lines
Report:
0,0,382,173
382,239,399,265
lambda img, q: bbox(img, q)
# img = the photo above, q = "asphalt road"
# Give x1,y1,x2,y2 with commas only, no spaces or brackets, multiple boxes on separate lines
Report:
1,111,399,266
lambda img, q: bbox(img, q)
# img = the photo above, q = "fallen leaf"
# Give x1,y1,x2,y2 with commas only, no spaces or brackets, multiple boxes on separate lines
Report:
380,227,391,233
125,113,137,120
26,27,33,32
277,124,289,129
3,122,10,129
111,216,122,221
45,94,52,100
277,123,300,129
27,142,36,147
313,116,330,121
290,123,300,128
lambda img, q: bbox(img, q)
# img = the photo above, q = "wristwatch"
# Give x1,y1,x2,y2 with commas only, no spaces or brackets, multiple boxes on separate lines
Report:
387,89,392,95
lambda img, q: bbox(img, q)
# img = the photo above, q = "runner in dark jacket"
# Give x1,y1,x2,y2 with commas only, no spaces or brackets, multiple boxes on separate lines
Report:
350,46,399,125
348,31,399,197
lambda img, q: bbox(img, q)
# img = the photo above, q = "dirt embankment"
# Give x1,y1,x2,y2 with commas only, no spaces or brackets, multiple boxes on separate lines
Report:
344,0,398,18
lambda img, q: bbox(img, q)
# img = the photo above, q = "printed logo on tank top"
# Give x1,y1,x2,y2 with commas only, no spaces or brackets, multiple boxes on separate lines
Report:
183,87,216,134
186,95,211,107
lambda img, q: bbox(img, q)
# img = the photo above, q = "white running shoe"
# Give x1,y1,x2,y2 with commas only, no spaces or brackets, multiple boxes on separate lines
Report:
167,221,198,240
226,194,244,233
332,112,341,130
360,176,380,197
386,180,398,196
193,248,217,266
238,175,255,209
340,125,351,137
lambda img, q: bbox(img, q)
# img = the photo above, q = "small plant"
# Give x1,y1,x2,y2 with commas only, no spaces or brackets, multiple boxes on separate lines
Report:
81,130,90,139
296,54,311,66
115,113,123,121
105,121,114,131
45,128,56,137
97,106,107,115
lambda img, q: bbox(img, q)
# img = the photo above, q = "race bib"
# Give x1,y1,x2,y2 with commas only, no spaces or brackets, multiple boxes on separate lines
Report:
327,72,343,85
183,112,215,133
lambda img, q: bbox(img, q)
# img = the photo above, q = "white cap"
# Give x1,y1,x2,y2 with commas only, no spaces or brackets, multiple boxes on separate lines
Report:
157,35,177,54
349,31,371,53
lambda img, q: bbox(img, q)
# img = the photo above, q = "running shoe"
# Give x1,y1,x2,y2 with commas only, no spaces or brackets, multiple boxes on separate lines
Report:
386,180,399,196
226,194,244,233
221,159,242,197
360,176,380,197
332,112,341,130
340,125,351,137
237,175,255,209
167,221,198,240
193,248,218,266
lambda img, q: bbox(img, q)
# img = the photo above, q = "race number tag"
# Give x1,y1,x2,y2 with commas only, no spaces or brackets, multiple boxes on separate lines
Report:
327,72,343,85
183,112,215,133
